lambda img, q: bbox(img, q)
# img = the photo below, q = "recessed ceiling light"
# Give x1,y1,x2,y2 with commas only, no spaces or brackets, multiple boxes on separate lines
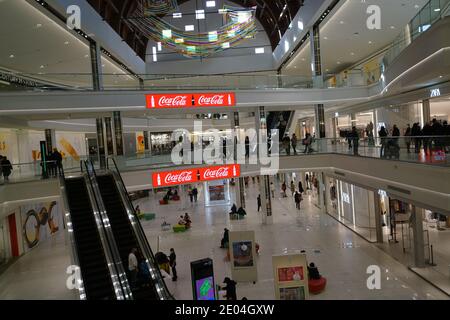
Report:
434,8,441,12
324,36,328,40
339,21,344,24
294,66,297,69
368,41,373,44
84,54,89,58
350,52,355,56
36,23,42,28
9,54,14,58
390,26,395,29
301,58,306,61
40,65,45,69
439,75,443,78
337,61,341,65
102,64,105,67
415,5,420,9
64,41,69,45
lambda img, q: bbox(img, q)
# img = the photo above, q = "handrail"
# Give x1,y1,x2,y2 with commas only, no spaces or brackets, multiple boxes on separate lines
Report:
82,161,130,300
107,157,175,300
58,173,87,300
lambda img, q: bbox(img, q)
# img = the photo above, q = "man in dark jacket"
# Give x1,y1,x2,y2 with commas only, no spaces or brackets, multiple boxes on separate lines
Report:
51,148,63,176
169,248,177,281
222,277,237,300
1,156,13,182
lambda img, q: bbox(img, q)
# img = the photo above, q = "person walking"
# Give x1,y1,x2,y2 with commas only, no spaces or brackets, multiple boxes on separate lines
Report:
294,191,302,210
169,248,177,281
192,187,198,202
245,136,250,159
270,182,275,198
281,182,287,197
290,180,295,197
291,133,298,155
1,156,12,182
298,181,304,194
303,133,313,154
404,124,411,154
378,126,388,158
351,126,359,155
222,277,237,300
257,194,261,212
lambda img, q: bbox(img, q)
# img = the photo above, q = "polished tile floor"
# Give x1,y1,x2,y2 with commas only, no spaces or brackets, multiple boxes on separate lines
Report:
136,181,448,300
0,179,447,300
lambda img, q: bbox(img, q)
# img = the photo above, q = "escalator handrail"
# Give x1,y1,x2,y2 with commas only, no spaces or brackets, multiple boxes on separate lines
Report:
84,161,134,299
107,157,175,300
82,161,130,300
59,175,87,300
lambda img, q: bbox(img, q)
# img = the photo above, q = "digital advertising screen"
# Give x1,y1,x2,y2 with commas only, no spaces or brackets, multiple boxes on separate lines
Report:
195,276,215,300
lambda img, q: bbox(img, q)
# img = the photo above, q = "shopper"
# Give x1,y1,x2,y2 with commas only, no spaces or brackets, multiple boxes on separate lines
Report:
192,187,198,202
169,248,177,281
291,133,298,155
303,133,313,154
294,191,302,210
257,194,261,212
137,251,151,287
220,228,229,248
404,124,412,153
298,181,304,194
222,277,237,300
245,136,250,159
188,187,193,203
411,123,422,153
392,125,400,146
351,126,359,155
230,203,237,215
281,182,287,197
128,248,139,288
290,180,295,197
379,126,388,158
307,262,322,280
1,156,12,182
270,182,275,198
237,206,247,218
51,148,63,176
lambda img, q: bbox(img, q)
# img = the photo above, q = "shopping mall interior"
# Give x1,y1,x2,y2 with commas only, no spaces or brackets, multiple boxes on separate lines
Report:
0,0,449,302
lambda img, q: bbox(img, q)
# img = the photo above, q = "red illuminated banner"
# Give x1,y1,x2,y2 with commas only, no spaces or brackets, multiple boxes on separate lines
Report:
152,164,241,187
146,92,236,109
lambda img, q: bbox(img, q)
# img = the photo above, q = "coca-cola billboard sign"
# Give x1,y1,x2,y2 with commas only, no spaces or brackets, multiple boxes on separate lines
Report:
146,92,236,109
152,164,241,187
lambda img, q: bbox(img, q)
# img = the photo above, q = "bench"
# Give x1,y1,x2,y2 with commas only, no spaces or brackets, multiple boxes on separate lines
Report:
173,224,187,232
143,213,156,221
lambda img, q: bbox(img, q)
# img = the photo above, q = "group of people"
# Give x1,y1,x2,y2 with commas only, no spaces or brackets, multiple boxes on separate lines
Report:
229,204,247,218
0,155,12,182
46,148,63,177
152,248,178,282
187,187,199,203
347,119,450,158
178,212,192,228
282,133,314,155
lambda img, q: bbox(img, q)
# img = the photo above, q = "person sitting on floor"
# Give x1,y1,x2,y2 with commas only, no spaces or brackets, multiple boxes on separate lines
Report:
307,262,322,280
183,212,192,228
178,215,187,226
237,206,247,218
229,204,237,215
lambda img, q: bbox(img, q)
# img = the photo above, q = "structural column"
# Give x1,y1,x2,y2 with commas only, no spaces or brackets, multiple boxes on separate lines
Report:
232,111,245,208
44,129,56,154
422,99,431,126
89,42,103,91
317,172,326,214
96,118,106,169
411,205,426,268
373,192,384,243
259,175,273,225
104,117,114,156
113,111,124,156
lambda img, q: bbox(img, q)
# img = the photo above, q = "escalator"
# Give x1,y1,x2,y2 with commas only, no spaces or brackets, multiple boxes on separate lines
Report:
96,173,161,299
267,111,293,142
63,177,117,300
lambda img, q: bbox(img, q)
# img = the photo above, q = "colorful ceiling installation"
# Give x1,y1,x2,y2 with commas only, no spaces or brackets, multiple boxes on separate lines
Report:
129,0,257,58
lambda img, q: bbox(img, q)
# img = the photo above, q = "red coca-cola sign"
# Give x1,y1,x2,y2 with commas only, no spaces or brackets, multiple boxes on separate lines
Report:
146,92,236,109
152,164,241,187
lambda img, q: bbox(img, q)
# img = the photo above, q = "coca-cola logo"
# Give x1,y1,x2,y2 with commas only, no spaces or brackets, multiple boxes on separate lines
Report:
164,171,193,183
158,95,187,107
198,95,225,106
203,167,229,179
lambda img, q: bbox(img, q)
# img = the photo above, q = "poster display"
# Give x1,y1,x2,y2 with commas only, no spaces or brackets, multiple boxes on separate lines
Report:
56,132,88,161
20,201,61,252
190,258,216,300
232,241,254,268
136,131,145,154
272,254,309,300
229,231,258,283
